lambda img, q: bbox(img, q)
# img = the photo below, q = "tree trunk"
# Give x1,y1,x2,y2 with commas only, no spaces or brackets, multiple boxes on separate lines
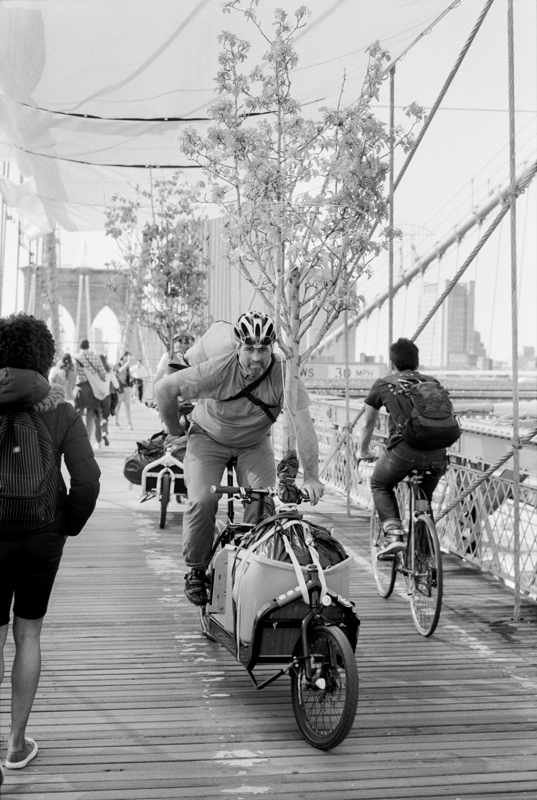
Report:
281,268,301,454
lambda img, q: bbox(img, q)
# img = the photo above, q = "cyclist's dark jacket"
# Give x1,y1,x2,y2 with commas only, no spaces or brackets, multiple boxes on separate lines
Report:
364,369,445,451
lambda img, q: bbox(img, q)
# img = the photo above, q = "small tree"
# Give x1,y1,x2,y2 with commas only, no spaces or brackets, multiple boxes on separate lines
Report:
181,2,423,449
105,173,209,355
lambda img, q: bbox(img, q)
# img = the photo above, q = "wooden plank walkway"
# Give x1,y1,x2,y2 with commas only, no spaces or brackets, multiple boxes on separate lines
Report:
2,400,537,799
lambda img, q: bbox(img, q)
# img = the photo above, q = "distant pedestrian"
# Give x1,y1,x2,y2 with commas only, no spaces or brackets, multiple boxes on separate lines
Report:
49,354,76,404
130,358,148,403
154,332,196,385
114,351,133,430
73,339,107,442
97,355,118,447
0,313,100,772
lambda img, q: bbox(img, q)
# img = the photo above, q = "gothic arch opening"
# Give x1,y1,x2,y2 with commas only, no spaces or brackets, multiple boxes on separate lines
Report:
92,305,122,364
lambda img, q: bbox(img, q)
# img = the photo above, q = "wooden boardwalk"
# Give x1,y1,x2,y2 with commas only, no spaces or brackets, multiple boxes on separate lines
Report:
1,401,537,799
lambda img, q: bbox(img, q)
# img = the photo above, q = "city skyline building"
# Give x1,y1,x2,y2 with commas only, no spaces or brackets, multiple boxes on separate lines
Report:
417,280,487,369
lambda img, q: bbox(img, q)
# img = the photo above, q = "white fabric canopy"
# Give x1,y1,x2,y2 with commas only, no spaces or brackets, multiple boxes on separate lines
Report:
0,0,459,236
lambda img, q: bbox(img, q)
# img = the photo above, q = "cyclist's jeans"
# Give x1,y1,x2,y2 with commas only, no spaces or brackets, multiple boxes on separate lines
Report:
370,442,448,529
182,428,277,570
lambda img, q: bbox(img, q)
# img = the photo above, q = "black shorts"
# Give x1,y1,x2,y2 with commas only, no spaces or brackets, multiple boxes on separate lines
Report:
0,530,66,625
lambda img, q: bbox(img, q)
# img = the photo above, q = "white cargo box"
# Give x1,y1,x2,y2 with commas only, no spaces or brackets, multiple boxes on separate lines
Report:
232,550,352,644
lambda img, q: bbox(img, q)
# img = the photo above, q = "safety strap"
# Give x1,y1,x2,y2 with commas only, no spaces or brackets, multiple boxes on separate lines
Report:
305,541,328,598
281,534,310,604
222,356,278,422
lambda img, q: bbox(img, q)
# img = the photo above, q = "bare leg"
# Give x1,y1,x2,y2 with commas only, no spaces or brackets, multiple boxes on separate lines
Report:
123,389,133,427
7,617,43,752
0,622,8,688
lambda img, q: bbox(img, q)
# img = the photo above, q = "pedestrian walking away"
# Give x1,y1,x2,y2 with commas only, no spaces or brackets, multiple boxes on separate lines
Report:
73,339,107,443
130,358,148,403
114,351,134,429
0,313,100,773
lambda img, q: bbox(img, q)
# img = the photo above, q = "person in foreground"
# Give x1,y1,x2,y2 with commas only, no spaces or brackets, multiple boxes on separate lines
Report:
154,311,324,606
359,338,449,558
0,313,100,771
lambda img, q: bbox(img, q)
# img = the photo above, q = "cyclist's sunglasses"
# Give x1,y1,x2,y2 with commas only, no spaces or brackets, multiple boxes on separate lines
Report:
242,336,274,346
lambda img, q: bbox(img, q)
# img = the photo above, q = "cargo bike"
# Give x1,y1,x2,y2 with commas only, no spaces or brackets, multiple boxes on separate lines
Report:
123,404,193,529
199,480,360,750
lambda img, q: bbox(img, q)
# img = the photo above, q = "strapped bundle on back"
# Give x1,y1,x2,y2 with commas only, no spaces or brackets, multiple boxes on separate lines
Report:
387,374,461,450
0,409,60,531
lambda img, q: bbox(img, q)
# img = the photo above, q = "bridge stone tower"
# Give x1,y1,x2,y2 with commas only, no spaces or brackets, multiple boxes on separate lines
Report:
22,264,132,347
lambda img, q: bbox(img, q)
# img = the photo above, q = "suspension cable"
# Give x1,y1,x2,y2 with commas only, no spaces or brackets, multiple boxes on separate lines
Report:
410,160,537,343
394,0,496,192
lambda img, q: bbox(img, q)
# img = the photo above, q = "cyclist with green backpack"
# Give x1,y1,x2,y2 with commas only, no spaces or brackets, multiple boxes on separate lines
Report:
359,338,460,559
155,311,324,606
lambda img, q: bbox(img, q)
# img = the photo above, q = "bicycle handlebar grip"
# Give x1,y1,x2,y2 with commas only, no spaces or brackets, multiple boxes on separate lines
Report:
210,486,272,496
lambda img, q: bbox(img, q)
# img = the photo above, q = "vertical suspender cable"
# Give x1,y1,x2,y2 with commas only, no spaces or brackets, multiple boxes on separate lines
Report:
388,66,395,362
507,0,521,621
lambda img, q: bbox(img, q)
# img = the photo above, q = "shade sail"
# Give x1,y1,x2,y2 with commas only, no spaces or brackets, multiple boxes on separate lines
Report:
0,0,458,236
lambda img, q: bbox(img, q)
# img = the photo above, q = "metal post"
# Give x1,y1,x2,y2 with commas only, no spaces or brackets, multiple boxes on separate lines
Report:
343,310,351,516
507,0,521,621
388,66,395,363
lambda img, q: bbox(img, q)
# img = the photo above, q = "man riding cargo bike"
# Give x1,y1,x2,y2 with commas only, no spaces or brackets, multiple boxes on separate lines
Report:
154,311,325,606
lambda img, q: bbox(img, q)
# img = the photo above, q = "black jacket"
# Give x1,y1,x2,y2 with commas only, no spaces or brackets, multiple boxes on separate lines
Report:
0,367,101,538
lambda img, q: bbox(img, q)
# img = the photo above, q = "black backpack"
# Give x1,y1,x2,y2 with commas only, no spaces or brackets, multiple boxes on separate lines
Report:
0,409,60,531
386,373,461,450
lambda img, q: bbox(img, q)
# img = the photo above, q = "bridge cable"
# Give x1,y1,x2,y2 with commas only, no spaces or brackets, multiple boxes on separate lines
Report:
410,158,537,343
393,0,496,193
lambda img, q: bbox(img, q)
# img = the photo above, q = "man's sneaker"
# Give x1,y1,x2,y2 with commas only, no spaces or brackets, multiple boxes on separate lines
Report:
184,569,209,606
102,432,109,447
377,531,405,560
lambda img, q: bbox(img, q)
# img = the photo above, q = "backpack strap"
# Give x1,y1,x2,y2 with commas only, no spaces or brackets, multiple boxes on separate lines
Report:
222,356,279,423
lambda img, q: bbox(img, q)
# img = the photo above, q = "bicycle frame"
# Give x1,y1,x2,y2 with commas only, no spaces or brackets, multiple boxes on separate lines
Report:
199,484,361,750
140,447,186,502
370,468,444,636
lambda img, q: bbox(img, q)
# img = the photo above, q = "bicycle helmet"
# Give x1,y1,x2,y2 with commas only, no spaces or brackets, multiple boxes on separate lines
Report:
234,311,276,346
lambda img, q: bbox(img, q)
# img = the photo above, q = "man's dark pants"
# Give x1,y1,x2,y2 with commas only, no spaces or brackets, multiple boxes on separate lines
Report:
370,441,448,530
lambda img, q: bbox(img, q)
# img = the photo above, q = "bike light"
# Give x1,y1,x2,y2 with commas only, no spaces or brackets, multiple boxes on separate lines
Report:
321,595,332,607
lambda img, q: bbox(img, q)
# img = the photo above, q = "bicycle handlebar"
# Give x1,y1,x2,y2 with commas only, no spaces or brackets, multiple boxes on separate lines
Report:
211,485,311,503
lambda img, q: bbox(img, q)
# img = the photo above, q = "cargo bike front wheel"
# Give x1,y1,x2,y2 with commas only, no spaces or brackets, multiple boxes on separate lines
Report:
290,624,358,750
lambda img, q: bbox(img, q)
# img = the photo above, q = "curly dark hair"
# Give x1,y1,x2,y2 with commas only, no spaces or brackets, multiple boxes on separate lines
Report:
390,337,419,371
0,313,56,377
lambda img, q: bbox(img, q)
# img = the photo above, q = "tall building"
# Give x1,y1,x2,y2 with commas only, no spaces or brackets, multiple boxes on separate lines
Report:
417,281,486,368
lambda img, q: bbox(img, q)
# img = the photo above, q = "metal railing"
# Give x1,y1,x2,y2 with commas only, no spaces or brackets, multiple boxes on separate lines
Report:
273,397,537,600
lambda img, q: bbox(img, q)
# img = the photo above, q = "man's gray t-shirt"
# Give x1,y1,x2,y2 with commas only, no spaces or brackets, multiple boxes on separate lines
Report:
176,351,310,447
